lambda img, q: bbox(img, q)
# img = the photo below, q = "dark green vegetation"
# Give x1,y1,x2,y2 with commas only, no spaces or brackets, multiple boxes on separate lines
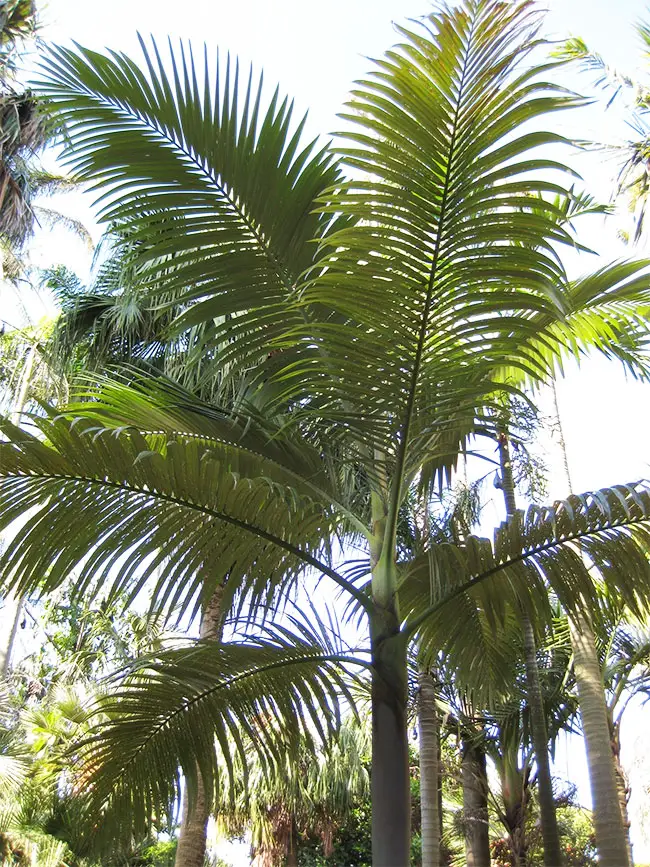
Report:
2,0,650,864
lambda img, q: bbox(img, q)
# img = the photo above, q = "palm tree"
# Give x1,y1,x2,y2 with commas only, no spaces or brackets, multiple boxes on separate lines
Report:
558,23,650,245
548,377,641,867
0,0,92,285
5,2,650,862
4,380,650,862
418,670,442,867
214,717,369,867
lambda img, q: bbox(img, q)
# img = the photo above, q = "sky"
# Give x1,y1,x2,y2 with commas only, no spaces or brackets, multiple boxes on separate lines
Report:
7,0,650,862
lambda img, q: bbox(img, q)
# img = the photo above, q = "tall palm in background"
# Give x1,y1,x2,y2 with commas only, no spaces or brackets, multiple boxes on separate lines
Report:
559,20,650,244
0,0,44,250
0,0,91,284
6,1,650,863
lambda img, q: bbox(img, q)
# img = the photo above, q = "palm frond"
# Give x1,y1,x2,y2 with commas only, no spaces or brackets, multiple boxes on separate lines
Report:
33,205,94,249
74,626,366,846
277,0,584,511
37,38,344,366
0,385,370,620
402,483,650,651
496,259,650,384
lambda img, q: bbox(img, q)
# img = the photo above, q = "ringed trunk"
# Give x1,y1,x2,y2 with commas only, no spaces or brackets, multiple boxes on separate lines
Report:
174,586,224,867
570,610,632,867
610,717,633,865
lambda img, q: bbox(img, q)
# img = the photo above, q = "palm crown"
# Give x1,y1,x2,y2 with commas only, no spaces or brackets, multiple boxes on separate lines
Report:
3,1,650,863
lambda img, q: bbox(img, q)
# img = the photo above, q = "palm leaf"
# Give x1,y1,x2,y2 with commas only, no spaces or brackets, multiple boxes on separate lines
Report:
73,625,367,846
36,38,344,368
401,484,650,653
0,396,367,621
275,0,586,528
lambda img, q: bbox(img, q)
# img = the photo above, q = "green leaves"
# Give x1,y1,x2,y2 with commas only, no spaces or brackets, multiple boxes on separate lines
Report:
289,2,577,419
0,378,362,620
402,483,650,657
74,625,365,845
38,37,342,365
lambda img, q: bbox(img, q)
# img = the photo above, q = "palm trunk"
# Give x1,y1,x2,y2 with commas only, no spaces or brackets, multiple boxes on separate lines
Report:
500,760,528,867
461,737,491,867
418,670,440,867
610,717,633,864
0,589,22,677
0,345,35,676
370,602,410,867
286,823,299,867
174,586,224,867
551,380,632,867
571,611,632,867
497,431,563,867
437,728,444,859
175,777,211,867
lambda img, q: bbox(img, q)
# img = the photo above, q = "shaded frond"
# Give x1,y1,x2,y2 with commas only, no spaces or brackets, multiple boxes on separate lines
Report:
402,483,650,656
0,394,362,622
74,629,366,846
37,37,344,366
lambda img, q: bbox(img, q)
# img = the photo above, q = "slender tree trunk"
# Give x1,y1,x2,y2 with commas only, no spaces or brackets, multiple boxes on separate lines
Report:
174,586,224,867
571,613,632,867
497,431,563,867
461,737,491,867
611,717,633,864
419,670,440,867
502,778,528,867
371,602,410,867
437,728,444,857
521,613,564,866
551,380,633,867
0,345,35,676
286,824,299,867
0,588,21,677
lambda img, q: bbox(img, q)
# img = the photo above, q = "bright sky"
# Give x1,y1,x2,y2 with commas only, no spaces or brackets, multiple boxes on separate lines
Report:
8,0,650,862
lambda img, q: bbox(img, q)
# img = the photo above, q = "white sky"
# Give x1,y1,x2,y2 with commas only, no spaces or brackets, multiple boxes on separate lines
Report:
6,0,650,862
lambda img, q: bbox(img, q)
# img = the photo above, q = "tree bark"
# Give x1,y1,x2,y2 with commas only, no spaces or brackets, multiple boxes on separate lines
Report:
499,759,528,867
0,587,22,677
371,605,410,867
418,670,440,867
571,611,632,867
461,738,491,867
551,380,633,867
610,717,633,865
174,586,224,867
286,825,299,867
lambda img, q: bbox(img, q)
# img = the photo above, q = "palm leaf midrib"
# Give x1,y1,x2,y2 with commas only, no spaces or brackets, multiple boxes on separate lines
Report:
387,11,482,542
6,465,327,562
406,507,650,635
